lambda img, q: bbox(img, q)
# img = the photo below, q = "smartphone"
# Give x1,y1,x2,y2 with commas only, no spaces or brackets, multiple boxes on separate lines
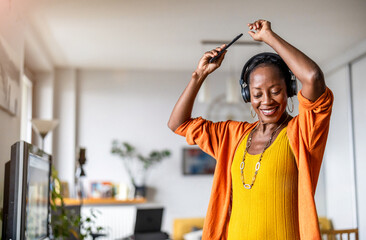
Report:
209,33,243,63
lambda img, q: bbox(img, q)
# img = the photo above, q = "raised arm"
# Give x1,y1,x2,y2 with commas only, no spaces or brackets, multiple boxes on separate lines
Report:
167,45,227,132
247,20,326,102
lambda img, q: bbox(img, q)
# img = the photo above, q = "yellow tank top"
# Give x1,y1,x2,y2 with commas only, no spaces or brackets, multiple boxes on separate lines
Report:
228,127,300,240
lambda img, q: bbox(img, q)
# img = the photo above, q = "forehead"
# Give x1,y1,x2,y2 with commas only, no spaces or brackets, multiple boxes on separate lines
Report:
249,65,285,88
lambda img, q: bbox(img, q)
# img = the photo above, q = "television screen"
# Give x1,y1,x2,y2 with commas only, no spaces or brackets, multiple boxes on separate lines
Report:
2,141,51,240
26,153,51,239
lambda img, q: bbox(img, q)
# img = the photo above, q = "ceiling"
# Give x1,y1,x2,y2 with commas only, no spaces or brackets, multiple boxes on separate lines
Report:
25,0,366,72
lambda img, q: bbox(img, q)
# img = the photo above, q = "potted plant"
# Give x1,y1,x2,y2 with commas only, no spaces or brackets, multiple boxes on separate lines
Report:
50,167,104,239
111,140,171,198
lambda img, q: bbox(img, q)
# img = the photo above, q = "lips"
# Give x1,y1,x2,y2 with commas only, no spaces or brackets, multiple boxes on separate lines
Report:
260,107,278,116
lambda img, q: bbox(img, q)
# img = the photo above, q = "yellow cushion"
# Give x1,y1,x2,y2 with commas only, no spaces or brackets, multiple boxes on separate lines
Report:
173,218,205,240
318,217,333,231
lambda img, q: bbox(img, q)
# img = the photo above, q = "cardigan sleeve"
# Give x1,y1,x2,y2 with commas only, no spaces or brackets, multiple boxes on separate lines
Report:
288,87,334,191
297,87,334,150
174,117,246,160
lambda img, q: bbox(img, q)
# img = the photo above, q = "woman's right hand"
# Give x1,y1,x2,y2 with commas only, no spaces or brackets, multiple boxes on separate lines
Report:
194,44,227,78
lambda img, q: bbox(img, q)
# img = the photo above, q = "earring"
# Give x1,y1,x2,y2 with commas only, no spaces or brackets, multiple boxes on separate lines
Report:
287,97,294,113
250,106,257,118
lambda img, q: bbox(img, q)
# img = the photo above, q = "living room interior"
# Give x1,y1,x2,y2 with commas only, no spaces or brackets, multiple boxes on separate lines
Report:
1,0,366,239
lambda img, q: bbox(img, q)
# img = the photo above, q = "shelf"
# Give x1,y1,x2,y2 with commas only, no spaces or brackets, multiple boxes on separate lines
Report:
57,197,147,206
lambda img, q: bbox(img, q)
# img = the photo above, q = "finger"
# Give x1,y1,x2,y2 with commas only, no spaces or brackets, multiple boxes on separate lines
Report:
210,49,219,56
250,23,256,30
212,50,227,67
217,50,227,62
215,44,226,52
248,31,255,39
204,51,215,59
256,21,260,29
250,21,258,30
207,49,217,54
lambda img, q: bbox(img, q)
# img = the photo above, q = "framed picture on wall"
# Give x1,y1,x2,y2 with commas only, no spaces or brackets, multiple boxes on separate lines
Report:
182,148,216,175
0,39,20,116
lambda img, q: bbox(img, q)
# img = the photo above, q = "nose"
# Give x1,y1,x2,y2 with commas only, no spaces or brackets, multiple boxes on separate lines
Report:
262,92,273,105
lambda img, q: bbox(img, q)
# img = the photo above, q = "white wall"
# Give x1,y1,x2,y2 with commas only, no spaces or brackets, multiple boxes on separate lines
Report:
0,0,26,234
0,0,24,199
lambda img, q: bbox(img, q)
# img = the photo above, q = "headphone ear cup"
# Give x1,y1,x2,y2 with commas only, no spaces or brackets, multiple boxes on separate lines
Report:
290,79,298,97
241,85,250,103
286,71,298,97
287,78,297,97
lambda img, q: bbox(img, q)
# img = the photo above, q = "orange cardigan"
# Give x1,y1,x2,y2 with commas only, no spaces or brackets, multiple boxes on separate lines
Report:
174,88,333,240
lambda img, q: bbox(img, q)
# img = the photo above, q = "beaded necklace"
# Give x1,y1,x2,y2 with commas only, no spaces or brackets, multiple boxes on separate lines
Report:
240,114,289,189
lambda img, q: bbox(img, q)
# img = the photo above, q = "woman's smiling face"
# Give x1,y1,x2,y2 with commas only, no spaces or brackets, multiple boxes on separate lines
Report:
249,64,288,124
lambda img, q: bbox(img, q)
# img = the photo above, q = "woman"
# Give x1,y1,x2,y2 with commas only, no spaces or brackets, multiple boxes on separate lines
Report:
168,19,333,240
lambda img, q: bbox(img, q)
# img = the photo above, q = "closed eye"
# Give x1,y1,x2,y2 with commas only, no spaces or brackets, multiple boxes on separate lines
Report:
272,89,281,95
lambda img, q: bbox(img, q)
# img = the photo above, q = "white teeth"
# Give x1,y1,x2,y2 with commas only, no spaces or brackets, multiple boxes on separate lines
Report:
261,108,276,115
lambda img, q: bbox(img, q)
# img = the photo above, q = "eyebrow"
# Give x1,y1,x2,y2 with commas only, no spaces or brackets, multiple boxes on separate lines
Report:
252,84,282,90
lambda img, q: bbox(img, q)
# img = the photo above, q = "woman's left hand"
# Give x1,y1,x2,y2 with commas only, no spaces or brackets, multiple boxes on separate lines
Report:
247,19,273,42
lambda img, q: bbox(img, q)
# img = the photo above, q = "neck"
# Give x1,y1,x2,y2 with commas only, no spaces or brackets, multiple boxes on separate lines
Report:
257,113,289,134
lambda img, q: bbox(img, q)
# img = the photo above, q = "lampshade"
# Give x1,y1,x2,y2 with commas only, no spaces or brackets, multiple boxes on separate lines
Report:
31,119,59,138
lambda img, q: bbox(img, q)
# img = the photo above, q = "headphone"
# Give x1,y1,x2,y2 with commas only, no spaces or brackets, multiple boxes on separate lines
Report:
239,52,297,103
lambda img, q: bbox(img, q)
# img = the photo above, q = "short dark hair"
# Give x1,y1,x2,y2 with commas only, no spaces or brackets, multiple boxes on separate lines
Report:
244,53,292,86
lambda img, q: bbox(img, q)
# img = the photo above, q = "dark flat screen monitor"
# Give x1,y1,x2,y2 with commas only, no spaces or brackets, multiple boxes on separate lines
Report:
2,141,52,240
134,208,164,233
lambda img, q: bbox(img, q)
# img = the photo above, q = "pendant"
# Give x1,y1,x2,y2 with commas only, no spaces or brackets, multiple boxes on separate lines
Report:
255,162,261,171
244,184,252,189
240,162,245,170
